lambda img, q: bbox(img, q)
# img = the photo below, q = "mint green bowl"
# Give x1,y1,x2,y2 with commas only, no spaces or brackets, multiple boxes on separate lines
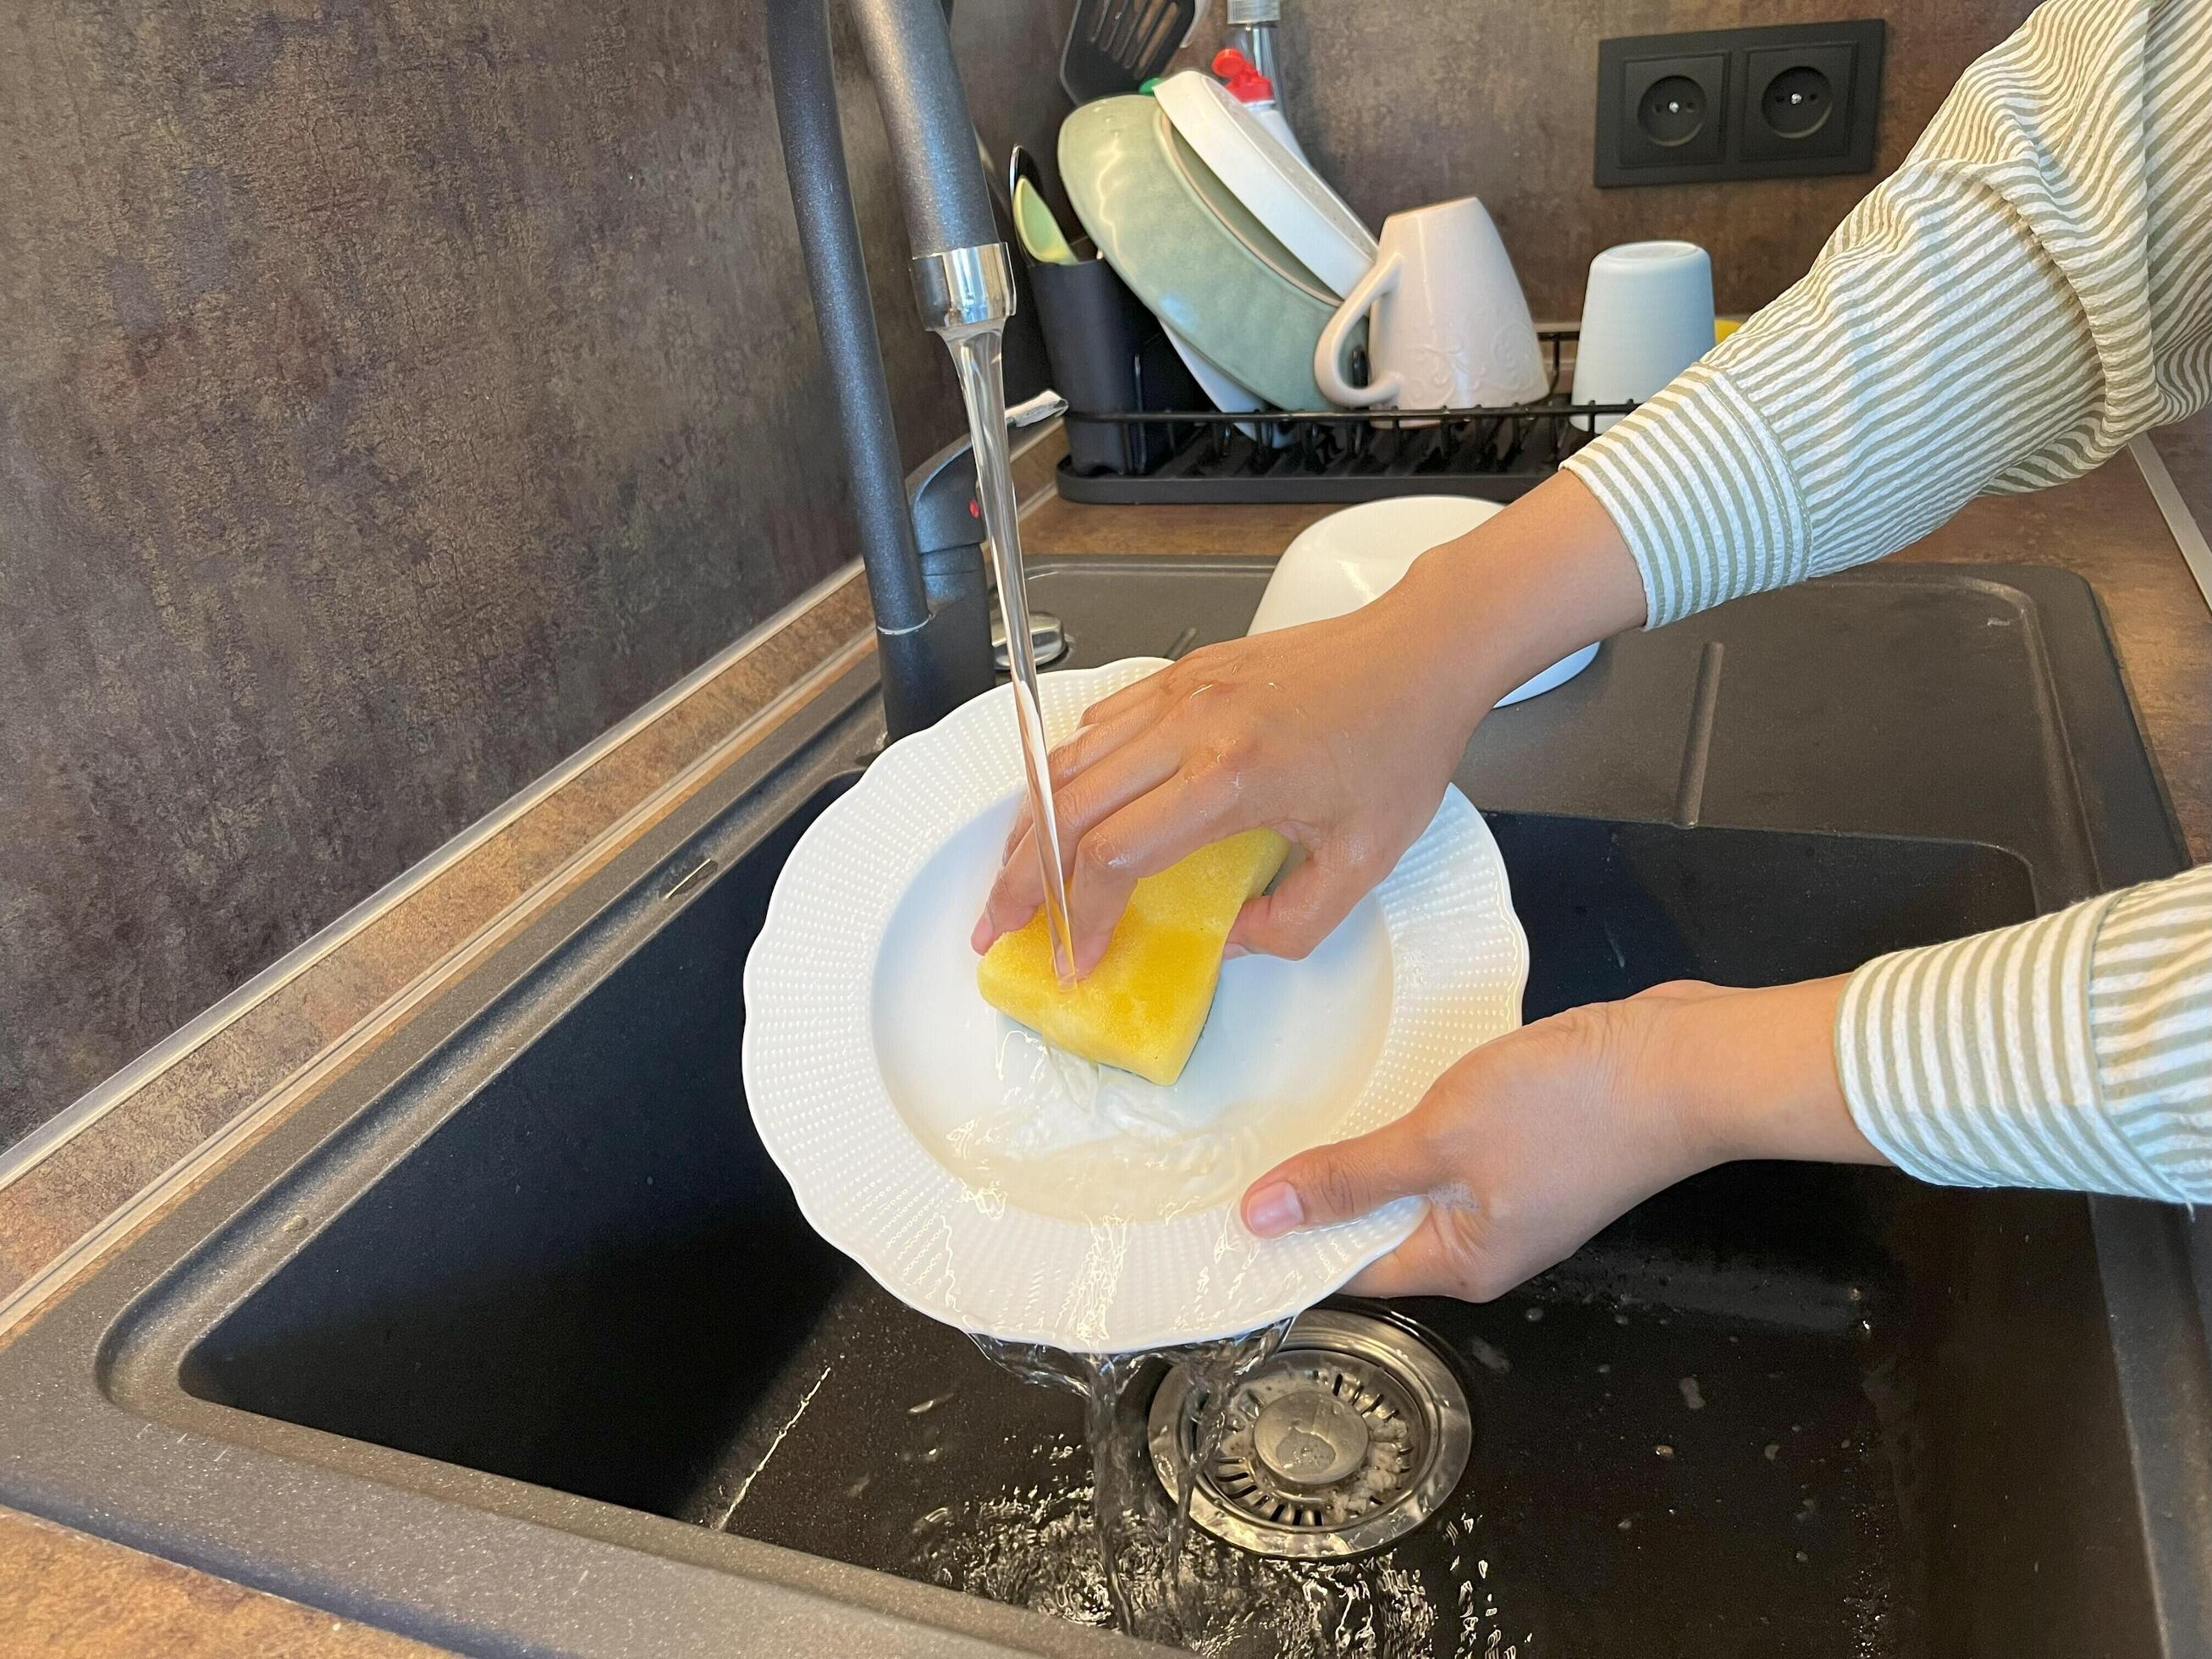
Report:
1060,96,1338,411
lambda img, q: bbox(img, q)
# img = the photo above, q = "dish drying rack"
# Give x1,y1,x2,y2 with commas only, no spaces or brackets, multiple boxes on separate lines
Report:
1053,331,1638,505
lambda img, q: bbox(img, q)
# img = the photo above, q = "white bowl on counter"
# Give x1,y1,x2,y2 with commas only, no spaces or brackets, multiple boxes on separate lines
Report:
1249,497,1601,708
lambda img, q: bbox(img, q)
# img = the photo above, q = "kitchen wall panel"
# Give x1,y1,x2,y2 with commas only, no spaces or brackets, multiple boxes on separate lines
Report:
0,0,1056,1148
0,0,2035,1150
1192,0,2039,317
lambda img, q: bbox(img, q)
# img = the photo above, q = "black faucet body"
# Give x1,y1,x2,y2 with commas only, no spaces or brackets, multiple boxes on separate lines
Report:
765,0,1005,741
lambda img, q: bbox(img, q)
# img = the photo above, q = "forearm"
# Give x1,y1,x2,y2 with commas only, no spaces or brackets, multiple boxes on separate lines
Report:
1840,865,2212,1202
1646,978,1889,1168
1651,868,2212,1202
1562,0,2212,629
1244,879,2209,1301
1385,471,1647,731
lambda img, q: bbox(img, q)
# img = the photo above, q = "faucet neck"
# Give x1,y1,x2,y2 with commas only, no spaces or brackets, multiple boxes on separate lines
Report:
766,0,1007,740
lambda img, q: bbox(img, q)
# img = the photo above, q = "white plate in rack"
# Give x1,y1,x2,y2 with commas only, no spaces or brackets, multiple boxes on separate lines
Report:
1165,323,1292,448
742,657,1527,1353
1154,69,1377,298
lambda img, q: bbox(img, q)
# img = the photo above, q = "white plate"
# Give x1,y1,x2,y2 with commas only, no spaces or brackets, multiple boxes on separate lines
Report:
1155,69,1377,298
1250,497,1602,708
1165,324,1291,448
743,658,1528,1353
1062,96,1337,411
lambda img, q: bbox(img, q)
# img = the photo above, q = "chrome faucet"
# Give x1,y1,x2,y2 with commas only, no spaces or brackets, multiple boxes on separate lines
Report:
768,0,1079,978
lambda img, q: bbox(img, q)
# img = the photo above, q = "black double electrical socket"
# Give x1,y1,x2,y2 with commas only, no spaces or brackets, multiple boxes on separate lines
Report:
1595,19,1885,187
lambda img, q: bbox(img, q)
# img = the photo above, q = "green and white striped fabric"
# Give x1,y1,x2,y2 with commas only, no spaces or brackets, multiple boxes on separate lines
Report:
1563,0,2212,1199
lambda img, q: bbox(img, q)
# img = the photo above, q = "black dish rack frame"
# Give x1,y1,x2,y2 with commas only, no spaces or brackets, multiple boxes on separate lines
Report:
1053,330,1638,505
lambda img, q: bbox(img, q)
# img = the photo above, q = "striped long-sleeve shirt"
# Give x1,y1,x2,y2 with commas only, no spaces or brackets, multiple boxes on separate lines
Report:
1562,0,2212,1200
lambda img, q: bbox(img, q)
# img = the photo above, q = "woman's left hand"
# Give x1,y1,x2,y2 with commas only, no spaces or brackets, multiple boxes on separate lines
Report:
1238,976,1884,1300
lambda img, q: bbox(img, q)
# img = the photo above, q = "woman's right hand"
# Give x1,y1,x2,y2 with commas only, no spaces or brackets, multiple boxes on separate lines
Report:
974,589,1482,974
974,472,1650,973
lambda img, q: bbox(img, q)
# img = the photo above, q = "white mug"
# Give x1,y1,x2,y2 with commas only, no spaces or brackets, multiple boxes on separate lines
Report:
1313,196,1547,413
1570,240,1715,431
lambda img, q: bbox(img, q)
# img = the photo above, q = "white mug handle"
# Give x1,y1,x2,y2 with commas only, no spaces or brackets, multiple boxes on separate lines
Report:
1314,252,1404,407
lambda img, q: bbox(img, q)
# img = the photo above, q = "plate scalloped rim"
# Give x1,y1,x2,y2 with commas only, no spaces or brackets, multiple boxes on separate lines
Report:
742,658,1529,1352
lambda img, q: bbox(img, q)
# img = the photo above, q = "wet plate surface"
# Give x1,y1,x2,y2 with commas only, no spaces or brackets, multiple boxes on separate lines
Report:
743,657,1525,1352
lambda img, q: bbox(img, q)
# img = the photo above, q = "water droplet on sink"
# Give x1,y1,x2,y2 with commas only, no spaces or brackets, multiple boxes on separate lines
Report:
1463,1336,1511,1375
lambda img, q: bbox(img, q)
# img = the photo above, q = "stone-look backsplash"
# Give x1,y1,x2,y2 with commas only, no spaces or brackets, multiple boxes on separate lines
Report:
0,0,2030,1149
1186,0,2038,317
0,0,1064,1148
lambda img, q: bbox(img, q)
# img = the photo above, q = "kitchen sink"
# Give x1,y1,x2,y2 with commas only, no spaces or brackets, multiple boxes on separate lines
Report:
3,559,2209,1657
161,797,2132,1656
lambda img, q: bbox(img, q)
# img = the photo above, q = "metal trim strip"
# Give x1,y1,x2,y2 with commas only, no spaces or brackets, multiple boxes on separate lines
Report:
0,564,865,1195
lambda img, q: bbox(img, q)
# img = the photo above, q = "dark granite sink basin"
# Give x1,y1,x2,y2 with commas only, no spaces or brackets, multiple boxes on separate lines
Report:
158,797,2138,1656
1,559,2207,1657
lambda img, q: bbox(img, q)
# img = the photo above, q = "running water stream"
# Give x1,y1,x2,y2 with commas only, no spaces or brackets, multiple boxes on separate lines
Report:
973,1322,1293,1642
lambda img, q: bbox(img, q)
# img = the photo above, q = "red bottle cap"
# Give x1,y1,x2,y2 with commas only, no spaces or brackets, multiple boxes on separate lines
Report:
1211,46,1275,103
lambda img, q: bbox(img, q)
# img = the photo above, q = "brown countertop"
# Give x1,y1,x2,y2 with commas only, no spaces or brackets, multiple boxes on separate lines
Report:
1,431,2205,1654
0,1510,439,1658
2152,411,2212,546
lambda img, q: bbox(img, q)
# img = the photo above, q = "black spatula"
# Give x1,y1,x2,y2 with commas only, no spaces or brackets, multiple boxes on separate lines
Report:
1060,0,1199,103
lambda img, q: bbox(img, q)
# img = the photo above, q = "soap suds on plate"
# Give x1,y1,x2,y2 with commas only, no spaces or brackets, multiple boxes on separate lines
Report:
937,1025,1260,1223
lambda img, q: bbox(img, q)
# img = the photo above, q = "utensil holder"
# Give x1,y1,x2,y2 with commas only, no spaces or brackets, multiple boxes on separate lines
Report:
1029,252,1201,476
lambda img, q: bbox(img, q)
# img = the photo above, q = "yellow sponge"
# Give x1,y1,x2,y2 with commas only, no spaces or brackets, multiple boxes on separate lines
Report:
978,829,1292,1085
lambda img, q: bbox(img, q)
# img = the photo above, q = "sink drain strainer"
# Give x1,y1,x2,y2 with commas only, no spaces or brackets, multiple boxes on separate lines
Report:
1147,1309,1472,1559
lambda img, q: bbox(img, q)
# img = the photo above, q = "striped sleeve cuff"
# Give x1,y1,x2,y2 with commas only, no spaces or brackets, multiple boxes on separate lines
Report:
1835,893,2192,1202
1559,362,1812,629
2085,865,2212,1200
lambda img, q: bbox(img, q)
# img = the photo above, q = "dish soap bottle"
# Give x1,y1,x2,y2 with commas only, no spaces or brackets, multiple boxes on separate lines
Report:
1223,0,1283,100
1211,45,1310,167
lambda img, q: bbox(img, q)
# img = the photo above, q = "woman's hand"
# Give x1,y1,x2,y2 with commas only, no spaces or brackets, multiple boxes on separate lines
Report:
1240,976,1886,1300
974,592,1480,973
974,474,1648,975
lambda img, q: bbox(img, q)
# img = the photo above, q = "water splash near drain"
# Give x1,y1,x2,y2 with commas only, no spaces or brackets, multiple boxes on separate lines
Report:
907,1461,1456,1658
969,1321,1288,1642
